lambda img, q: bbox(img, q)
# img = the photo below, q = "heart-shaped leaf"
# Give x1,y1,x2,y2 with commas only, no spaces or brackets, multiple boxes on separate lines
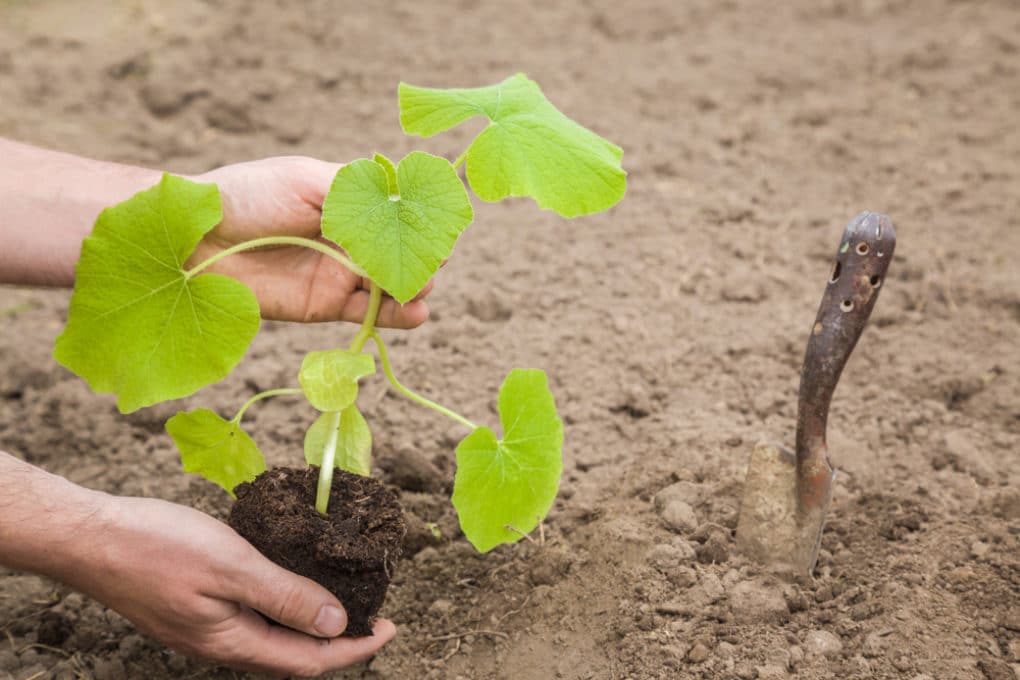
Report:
399,73,626,218
321,151,473,303
53,174,260,413
304,405,373,477
451,368,563,552
299,349,376,412
166,409,266,497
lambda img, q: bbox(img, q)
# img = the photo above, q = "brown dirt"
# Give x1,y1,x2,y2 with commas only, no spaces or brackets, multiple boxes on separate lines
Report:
229,467,405,637
1,0,1018,679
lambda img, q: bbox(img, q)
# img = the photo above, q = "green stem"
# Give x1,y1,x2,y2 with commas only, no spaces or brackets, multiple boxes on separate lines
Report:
186,236,366,279
348,282,383,353
371,331,477,430
452,151,467,170
231,388,303,424
315,411,342,515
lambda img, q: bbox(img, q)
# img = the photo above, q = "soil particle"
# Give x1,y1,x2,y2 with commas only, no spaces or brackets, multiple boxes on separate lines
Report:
755,663,788,679
203,98,254,133
35,610,72,647
379,446,445,493
0,652,16,673
687,641,711,663
229,466,405,636
646,541,696,572
658,498,698,533
728,579,790,624
803,629,843,658
696,531,731,564
91,658,127,680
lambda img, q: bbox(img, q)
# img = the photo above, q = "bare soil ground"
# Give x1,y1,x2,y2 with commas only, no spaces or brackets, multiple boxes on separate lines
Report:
1,0,1018,678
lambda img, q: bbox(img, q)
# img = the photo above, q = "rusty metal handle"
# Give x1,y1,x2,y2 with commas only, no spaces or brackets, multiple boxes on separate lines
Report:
795,211,896,510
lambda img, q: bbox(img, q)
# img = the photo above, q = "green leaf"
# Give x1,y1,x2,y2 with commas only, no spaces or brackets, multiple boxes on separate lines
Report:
451,368,563,552
299,349,376,412
166,409,266,497
399,73,626,218
304,405,373,477
53,174,260,413
373,152,399,196
321,152,473,303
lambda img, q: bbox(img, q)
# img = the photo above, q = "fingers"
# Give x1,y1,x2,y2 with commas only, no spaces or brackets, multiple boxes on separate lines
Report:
340,290,430,329
217,550,348,639
226,610,396,677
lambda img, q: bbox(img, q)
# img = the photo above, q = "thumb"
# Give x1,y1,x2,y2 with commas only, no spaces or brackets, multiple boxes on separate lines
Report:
224,550,348,638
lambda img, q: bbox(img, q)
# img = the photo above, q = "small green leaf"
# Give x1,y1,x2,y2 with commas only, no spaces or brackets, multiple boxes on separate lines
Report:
299,349,376,412
399,73,626,218
452,368,563,552
373,152,399,196
321,152,473,303
53,174,260,413
304,405,373,477
166,409,266,497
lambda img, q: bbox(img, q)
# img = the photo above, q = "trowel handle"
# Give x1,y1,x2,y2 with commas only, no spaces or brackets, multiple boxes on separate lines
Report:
795,212,896,510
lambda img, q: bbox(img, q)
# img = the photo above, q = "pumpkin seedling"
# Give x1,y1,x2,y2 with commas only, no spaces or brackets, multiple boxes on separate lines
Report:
53,74,626,632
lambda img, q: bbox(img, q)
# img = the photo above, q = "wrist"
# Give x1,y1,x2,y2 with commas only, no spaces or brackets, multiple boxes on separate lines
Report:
0,451,115,583
0,139,162,287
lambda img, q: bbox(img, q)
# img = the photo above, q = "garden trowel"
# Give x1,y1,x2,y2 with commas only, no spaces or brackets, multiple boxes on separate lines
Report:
736,211,896,577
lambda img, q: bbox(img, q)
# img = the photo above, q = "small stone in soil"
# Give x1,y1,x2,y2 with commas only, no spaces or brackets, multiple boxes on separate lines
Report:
697,532,730,564
803,629,843,658
728,579,790,624
687,642,710,663
659,499,698,533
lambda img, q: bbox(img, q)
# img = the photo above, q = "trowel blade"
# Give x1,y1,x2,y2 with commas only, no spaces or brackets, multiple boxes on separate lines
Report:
735,441,833,577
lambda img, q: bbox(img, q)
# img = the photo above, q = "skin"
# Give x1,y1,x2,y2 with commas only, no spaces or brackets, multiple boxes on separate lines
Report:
0,138,434,676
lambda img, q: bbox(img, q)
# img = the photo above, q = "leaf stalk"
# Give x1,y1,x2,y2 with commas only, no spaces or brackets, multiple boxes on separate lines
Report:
371,331,476,430
186,236,366,279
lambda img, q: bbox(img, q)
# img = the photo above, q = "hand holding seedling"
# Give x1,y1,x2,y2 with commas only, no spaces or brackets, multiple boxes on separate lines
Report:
0,451,393,675
188,156,432,327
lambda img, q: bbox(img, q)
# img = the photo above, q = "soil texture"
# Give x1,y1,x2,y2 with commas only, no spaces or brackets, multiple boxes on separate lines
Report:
1,0,1019,679
229,467,405,637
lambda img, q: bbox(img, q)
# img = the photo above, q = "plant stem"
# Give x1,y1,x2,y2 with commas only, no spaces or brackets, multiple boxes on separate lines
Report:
230,388,303,424
310,283,383,515
315,411,342,515
185,236,366,279
452,151,467,170
371,331,477,430
348,282,383,353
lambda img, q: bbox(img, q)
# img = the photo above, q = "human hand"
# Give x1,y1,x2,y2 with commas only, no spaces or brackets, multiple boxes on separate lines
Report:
68,494,396,677
188,156,432,326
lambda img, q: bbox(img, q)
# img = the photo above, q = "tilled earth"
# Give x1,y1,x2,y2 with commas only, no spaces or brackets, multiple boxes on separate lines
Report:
0,0,1018,678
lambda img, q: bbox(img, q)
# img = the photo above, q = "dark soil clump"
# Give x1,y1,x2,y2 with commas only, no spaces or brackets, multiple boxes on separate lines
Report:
228,466,405,636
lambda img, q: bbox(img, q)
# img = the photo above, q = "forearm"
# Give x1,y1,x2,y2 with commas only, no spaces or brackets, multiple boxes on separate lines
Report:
0,139,162,287
0,450,111,583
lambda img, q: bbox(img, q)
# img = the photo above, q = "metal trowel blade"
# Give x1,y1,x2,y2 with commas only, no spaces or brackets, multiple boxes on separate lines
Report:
735,441,833,578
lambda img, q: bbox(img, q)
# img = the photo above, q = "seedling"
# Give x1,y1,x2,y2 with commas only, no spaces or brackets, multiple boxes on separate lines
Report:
54,74,626,552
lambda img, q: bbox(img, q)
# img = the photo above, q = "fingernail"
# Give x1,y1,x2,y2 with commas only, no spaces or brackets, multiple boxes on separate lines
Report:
314,605,346,636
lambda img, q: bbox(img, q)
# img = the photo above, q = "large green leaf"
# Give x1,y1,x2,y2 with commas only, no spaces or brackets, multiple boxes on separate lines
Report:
53,174,260,413
321,151,473,304
166,409,266,497
452,368,563,552
304,405,373,477
399,73,627,218
299,349,376,412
